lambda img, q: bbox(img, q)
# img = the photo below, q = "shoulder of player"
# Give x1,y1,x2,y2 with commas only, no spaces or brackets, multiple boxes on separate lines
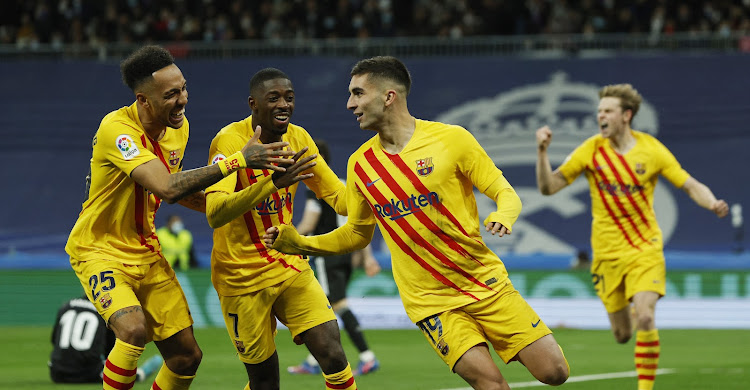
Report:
416,118,466,135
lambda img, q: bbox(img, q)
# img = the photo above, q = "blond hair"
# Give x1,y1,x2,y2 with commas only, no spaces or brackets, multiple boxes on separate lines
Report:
599,84,642,123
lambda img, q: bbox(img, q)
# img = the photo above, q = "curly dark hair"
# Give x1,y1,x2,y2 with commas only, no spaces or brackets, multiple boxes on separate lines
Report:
350,56,412,95
120,45,175,92
249,68,290,97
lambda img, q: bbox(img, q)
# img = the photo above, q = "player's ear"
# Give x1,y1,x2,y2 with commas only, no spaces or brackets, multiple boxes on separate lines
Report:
136,92,149,108
248,96,256,110
384,90,397,107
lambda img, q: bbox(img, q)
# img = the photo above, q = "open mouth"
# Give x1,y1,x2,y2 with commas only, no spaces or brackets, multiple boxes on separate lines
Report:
273,113,290,126
170,108,185,122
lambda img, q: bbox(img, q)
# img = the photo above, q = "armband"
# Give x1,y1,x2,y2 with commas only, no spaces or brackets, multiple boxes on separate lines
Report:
218,151,247,177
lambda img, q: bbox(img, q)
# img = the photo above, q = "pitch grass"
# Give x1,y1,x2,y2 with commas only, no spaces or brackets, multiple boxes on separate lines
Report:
1,327,748,389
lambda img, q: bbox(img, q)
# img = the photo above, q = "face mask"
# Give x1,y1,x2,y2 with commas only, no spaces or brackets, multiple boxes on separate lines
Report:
170,221,184,234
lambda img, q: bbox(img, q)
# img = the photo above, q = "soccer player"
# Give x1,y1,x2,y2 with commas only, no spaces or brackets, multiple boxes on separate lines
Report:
263,56,570,390
49,295,163,384
65,45,294,390
205,68,358,390
535,83,729,390
287,139,381,376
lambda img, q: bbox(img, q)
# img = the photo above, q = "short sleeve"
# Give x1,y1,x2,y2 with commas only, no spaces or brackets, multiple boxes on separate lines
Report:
558,137,596,184
654,138,690,188
95,121,157,176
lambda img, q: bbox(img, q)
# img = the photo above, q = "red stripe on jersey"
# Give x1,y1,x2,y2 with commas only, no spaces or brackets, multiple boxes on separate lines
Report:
152,382,163,390
636,340,660,347
103,374,135,389
635,352,660,358
105,360,137,376
381,150,483,248
598,147,651,229
615,153,652,209
134,183,157,253
238,169,301,272
587,166,640,251
592,153,649,245
364,149,487,268
326,377,356,389
355,163,487,297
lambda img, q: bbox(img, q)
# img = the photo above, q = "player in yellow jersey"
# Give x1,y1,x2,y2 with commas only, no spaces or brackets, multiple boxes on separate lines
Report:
263,56,569,390
65,46,295,390
205,68,358,390
535,83,729,390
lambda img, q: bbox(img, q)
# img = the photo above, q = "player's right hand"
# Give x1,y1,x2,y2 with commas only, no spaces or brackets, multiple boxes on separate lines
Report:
536,125,553,151
241,126,296,172
263,226,280,247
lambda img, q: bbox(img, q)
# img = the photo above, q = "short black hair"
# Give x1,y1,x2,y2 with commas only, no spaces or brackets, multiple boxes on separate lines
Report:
249,68,290,97
120,45,175,92
350,56,412,95
313,139,330,163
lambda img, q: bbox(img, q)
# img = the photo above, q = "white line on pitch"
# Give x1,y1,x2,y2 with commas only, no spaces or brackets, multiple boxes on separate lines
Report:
439,368,676,390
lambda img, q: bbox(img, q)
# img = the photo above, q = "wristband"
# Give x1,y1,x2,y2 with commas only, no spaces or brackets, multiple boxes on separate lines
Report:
218,151,247,177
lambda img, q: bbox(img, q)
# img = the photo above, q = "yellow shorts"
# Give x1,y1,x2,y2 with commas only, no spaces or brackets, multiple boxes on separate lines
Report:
218,268,337,364
591,248,666,313
416,283,552,371
70,256,193,343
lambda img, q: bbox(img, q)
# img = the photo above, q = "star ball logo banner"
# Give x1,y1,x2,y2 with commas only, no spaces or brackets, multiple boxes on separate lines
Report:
436,72,678,255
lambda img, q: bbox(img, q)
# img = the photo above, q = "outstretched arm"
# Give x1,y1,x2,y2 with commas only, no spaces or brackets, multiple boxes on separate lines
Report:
681,177,729,218
263,222,375,256
536,125,569,195
132,127,295,204
178,191,206,213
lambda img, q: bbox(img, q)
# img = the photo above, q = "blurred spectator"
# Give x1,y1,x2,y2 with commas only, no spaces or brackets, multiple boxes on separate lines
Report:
156,214,198,271
2,1,750,47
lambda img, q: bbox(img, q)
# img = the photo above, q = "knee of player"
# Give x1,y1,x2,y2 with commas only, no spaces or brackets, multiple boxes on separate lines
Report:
540,363,569,386
114,322,148,346
613,328,632,344
635,312,655,330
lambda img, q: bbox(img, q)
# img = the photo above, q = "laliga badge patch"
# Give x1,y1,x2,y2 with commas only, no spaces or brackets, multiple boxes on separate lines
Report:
211,154,227,165
116,135,140,160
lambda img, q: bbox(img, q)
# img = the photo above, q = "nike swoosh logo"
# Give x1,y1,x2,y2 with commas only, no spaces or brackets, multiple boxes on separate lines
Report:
532,319,541,328
251,173,263,179
366,178,381,187
327,304,332,309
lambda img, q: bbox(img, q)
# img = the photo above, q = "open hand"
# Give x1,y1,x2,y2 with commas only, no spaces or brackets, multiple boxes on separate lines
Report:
241,126,296,172
485,222,510,237
271,147,317,189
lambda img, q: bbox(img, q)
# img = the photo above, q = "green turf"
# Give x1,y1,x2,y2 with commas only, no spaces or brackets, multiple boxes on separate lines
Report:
1,327,748,389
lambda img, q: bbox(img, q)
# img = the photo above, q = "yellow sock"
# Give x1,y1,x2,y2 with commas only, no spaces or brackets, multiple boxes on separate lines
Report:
635,329,660,390
103,339,144,390
150,363,196,390
323,363,357,390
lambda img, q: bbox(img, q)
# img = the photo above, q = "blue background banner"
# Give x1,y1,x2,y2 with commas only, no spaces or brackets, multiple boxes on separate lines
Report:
1,53,747,258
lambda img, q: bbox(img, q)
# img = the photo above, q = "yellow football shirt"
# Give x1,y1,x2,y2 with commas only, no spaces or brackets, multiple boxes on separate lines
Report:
206,116,346,297
342,119,519,323
66,102,189,265
558,130,690,260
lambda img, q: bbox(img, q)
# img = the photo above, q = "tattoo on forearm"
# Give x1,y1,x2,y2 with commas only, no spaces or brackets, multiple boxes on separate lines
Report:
169,165,223,201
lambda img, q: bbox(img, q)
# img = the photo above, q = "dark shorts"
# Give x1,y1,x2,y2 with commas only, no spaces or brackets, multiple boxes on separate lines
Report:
50,367,102,383
311,254,352,303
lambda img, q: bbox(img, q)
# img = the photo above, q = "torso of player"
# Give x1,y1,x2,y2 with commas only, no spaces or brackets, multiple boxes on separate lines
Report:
576,131,674,259
209,117,343,296
65,103,188,265
350,119,511,322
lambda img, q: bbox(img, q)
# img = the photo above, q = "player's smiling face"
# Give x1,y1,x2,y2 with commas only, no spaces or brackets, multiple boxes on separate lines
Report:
597,96,630,139
250,78,294,137
347,74,385,131
147,64,188,129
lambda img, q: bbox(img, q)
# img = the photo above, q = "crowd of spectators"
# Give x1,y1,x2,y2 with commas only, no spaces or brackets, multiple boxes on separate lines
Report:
2,0,750,48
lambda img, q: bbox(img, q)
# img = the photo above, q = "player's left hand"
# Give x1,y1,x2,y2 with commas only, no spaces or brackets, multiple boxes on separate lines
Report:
712,199,729,218
364,256,381,277
485,222,510,237
263,226,280,247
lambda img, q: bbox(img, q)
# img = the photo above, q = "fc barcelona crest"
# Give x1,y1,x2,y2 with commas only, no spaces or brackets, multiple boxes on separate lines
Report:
635,163,646,175
234,339,246,353
415,157,434,176
169,150,181,166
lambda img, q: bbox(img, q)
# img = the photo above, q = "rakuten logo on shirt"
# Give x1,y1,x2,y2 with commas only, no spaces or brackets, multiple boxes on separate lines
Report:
373,192,440,220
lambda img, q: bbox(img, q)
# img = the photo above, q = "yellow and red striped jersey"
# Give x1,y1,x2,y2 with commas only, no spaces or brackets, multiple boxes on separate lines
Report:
66,102,189,265
343,119,518,323
206,116,346,296
558,130,690,260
